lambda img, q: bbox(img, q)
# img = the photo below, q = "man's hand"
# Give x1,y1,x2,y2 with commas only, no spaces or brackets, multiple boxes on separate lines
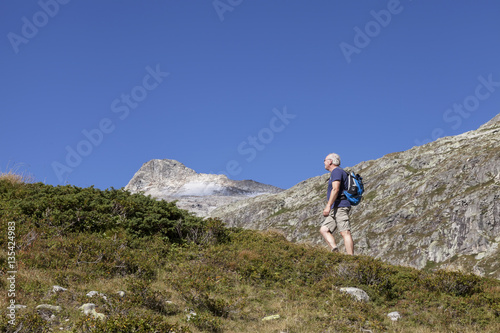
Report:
323,205,331,217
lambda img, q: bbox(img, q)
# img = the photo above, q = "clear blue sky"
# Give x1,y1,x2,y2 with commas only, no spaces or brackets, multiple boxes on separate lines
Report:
1,0,499,190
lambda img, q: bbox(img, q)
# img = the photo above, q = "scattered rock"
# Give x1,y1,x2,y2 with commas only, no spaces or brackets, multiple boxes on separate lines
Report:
339,287,370,302
262,314,280,321
52,285,68,293
38,312,57,322
86,291,108,301
79,303,106,320
79,303,96,314
387,311,401,321
36,304,62,312
186,310,197,321
36,304,62,323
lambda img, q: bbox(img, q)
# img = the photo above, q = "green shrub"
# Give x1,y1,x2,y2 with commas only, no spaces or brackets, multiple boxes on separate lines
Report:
125,278,180,315
0,180,227,246
187,311,224,333
0,311,51,333
422,269,483,296
72,314,190,332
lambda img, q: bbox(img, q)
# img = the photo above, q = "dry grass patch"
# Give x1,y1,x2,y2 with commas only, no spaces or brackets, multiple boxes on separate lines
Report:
0,164,35,184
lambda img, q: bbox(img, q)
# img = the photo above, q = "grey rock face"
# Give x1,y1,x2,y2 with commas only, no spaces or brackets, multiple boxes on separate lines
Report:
211,114,500,279
125,159,283,216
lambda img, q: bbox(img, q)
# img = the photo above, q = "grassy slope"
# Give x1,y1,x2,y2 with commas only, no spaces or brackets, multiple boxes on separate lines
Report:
0,179,499,333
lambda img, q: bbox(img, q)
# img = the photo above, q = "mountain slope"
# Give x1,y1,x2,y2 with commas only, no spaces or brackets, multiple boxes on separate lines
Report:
125,159,283,216
211,114,500,278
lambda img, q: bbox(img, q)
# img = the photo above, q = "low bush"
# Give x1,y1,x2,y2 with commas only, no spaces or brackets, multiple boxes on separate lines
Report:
187,311,224,333
0,311,51,333
421,269,483,296
0,180,214,244
72,314,190,332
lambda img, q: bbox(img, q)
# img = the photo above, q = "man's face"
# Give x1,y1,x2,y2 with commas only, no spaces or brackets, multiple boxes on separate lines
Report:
324,157,332,170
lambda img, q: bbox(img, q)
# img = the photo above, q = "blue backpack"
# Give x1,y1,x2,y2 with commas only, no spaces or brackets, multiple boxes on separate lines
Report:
342,170,364,206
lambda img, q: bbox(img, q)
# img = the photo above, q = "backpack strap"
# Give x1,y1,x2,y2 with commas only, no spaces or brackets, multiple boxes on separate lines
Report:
337,168,349,200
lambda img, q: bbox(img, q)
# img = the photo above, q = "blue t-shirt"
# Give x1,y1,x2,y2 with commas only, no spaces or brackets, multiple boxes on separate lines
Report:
327,168,351,208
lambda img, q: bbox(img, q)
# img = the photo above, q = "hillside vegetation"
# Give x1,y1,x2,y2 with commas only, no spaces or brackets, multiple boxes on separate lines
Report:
1,179,499,332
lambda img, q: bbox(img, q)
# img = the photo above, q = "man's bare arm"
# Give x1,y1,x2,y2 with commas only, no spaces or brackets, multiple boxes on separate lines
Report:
323,180,340,216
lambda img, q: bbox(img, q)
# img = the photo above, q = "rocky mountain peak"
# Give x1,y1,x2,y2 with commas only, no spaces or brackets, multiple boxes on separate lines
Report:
125,159,283,216
125,159,191,190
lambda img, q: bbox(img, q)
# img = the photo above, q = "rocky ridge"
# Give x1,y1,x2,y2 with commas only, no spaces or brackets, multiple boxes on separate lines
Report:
211,114,500,279
125,159,283,216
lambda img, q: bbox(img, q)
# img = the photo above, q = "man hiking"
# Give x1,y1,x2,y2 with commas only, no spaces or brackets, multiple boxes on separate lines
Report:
320,153,354,255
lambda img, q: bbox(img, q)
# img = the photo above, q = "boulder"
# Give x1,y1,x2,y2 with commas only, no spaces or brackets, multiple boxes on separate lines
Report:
339,287,370,302
387,311,401,321
79,303,106,320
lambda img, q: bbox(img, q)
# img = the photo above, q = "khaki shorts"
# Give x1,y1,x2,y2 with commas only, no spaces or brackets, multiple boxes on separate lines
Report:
322,206,351,233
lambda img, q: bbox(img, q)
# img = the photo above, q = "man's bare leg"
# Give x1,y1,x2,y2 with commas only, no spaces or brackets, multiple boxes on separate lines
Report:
341,230,354,255
320,226,338,251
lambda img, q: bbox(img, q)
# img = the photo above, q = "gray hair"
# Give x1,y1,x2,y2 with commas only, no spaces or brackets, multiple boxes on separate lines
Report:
327,153,341,166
